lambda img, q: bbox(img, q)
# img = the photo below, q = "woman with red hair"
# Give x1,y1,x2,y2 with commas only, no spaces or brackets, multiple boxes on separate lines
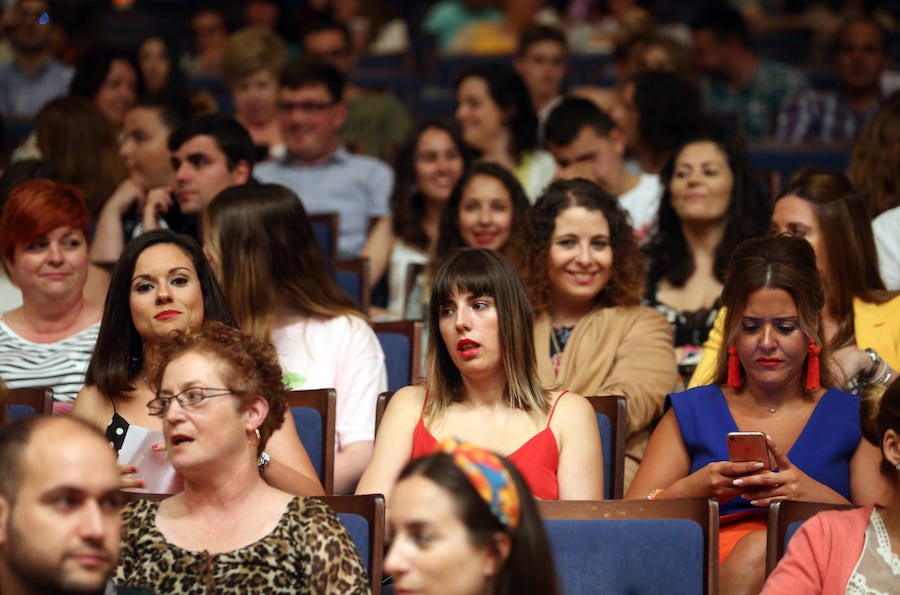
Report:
0,180,102,409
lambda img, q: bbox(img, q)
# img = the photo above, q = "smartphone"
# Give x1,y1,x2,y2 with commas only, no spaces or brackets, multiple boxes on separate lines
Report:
727,431,771,470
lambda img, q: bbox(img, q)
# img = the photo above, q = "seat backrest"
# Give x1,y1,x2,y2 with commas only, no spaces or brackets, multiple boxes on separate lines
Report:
335,257,371,315
373,320,423,392
309,212,339,272
288,389,336,494
765,499,857,576
540,498,719,595
585,395,627,499
5,387,54,421
319,494,385,595
374,391,394,437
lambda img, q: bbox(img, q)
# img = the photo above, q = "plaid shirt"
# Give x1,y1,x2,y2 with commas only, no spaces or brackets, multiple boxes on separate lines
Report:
703,60,809,140
775,89,880,144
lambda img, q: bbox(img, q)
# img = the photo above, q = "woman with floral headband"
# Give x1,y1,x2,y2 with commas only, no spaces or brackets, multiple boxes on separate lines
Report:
385,439,560,595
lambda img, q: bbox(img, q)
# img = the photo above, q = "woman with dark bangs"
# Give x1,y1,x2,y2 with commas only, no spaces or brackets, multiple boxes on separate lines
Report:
357,248,603,502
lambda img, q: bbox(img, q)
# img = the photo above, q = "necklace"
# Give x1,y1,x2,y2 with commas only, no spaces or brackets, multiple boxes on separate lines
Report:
747,392,778,414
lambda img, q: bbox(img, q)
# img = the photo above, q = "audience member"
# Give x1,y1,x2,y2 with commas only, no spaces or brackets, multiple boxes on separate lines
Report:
691,168,900,395
526,178,676,488
0,0,72,119
357,248,604,501
386,441,561,595
69,45,140,133
362,120,469,317
544,96,661,245
31,95,127,218
762,378,900,594
0,416,123,595
90,96,196,263
147,113,255,239
628,234,887,595
136,35,187,102
204,183,387,494
514,25,568,132
181,7,228,77
300,17,411,161
646,137,770,384
434,162,532,272
73,230,323,497
689,4,809,140
564,0,656,54
776,16,890,144
454,64,555,200
0,181,102,407
223,26,288,161
115,321,368,593
255,60,392,259
617,70,710,174
617,33,691,82
848,89,900,218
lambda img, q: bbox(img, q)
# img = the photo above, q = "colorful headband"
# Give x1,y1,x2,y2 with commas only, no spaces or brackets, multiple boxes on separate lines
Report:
439,438,521,531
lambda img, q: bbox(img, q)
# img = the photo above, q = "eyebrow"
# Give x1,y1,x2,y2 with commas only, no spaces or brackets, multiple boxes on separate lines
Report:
131,266,193,282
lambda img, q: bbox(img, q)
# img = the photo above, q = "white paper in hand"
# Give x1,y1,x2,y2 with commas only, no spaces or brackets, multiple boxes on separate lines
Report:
116,425,181,494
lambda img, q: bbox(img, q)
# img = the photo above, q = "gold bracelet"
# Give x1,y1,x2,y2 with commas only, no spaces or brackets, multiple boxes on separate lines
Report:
647,488,665,500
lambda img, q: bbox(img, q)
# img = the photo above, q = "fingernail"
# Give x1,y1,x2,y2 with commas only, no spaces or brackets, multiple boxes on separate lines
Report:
130,465,137,473
750,500,759,506
136,480,145,487
753,462,765,468
733,479,744,486
151,444,161,451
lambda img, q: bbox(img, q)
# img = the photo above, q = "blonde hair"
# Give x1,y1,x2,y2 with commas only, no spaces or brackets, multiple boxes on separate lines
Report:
222,27,288,85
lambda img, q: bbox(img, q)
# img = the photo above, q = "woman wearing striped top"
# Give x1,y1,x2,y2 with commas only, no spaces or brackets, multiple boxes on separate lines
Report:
0,181,102,409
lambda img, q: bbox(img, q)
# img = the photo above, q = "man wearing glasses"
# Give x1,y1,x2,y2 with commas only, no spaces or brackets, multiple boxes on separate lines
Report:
255,60,393,260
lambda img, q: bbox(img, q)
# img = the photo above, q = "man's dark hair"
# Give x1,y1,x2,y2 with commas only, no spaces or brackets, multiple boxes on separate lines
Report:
832,15,890,58
517,24,568,57
300,16,352,53
545,96,615,147
168,114,256,172
689,3,749,47
280,59,345,103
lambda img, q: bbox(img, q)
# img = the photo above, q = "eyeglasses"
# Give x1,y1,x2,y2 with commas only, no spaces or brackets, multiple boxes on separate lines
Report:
147,387,238,416
277,100,336,113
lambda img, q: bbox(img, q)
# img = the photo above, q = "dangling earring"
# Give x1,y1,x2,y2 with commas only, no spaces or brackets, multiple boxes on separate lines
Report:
805,339,821,390
727,345,742,388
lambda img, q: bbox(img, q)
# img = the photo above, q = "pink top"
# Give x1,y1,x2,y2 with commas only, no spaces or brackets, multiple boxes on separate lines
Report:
411,392,566,500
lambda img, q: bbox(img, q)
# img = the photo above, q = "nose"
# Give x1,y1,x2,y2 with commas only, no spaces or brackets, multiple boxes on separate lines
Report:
46,241,64,264
759,324,777,351
155,283,172,304
78,500,105,542
477,206,491,225
120,137,133,158
383,538,409,576
174,161,191,183
454,305,472,332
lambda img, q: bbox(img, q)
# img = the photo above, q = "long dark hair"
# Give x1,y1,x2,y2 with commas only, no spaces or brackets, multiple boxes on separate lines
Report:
650,136,770,287
85,230,235,396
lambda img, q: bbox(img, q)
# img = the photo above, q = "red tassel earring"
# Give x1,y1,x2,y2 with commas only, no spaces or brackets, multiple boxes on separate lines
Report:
806,339,821,390
727,345,742,388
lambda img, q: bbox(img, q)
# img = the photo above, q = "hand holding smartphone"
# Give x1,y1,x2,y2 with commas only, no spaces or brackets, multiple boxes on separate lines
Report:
727,431,771,470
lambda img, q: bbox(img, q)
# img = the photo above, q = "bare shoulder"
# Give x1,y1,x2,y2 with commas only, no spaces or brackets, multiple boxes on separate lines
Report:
548,390,595,425
72,385,114,430
385,385,428,418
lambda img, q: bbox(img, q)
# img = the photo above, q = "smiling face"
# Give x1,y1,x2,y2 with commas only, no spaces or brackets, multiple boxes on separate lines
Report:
128,243,205,343
94,59,138,129
5,226,88,303
279,84,345,164
457,175,514,251
669,141,734,225
547,206,613,310
771,194,827,277
733,287,809,393
415,127,465,203
455,76,506,153
438,286,503,380
120,106,174,190
231,69,280,127
0,422,121,595
385,474,502,595
159,350,255,474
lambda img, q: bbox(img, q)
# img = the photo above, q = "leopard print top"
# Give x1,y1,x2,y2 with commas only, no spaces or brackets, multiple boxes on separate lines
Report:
115,497,370,594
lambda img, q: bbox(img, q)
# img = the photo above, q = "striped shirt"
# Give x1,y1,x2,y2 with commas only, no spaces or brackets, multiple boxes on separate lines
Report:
0,320,99,403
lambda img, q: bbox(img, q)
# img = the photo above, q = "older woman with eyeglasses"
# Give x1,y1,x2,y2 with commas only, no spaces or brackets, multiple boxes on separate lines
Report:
115,321,369,594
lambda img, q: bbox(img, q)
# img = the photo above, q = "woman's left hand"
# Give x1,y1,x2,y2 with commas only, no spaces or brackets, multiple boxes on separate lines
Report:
730,436,811,507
